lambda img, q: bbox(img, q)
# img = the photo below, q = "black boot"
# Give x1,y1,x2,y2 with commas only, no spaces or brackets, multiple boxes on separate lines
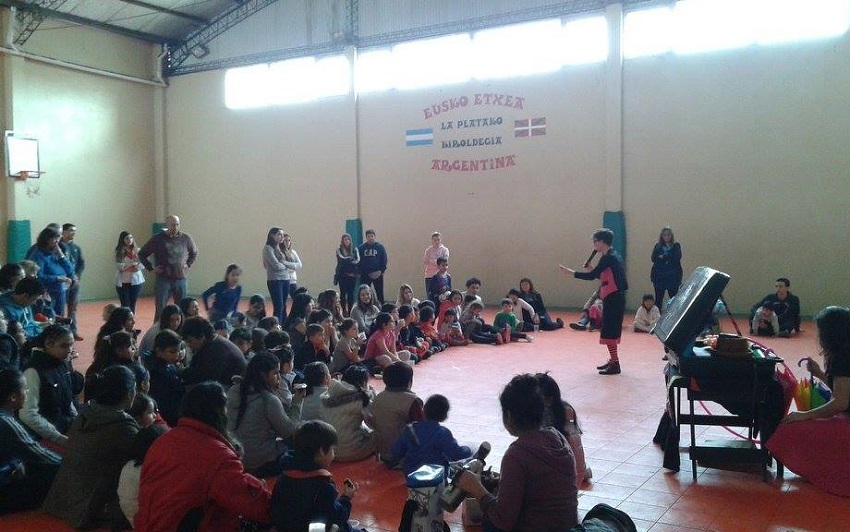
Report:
599,363,621,375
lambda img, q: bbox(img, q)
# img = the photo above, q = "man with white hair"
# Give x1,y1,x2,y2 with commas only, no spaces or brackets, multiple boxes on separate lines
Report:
139,215,198,321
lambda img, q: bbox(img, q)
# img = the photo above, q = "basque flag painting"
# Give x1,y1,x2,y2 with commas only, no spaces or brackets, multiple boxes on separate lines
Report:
406,128,434,146
514,117,546,138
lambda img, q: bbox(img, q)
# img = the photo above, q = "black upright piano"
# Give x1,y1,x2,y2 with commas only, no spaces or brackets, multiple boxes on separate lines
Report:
653,266,783,481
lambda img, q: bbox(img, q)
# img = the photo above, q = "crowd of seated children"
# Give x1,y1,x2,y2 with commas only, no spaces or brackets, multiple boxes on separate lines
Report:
632,293,661,333
391,393,472,475
320,364,376,462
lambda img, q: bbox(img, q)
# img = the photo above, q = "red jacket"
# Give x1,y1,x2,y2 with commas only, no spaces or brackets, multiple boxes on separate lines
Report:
135,418,271,531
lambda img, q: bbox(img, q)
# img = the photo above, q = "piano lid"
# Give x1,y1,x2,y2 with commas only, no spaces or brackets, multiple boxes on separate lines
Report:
653,266,730,358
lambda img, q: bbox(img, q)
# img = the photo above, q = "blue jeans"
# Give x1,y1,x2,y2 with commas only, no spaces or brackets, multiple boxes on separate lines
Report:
154,277,187,321
47,286,67,319
65,283,80,334
267,279,290,323
117,283,143,314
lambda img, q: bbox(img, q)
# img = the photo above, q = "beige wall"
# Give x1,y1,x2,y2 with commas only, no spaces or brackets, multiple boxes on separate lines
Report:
166,35,850,316
1,23,158,300
623,39,850,316
164,71,358,300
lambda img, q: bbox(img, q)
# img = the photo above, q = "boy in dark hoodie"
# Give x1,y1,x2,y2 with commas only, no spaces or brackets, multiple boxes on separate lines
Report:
271,420,366,532
391,394,471,475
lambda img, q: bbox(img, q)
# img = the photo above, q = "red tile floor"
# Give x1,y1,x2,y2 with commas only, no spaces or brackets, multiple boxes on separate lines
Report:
3,298,849,531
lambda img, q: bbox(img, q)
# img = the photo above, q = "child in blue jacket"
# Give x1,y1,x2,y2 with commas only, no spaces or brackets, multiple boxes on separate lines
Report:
391,394,472,475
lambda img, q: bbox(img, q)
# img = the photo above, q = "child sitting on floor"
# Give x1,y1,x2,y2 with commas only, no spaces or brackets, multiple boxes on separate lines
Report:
418,305,446,353
753,305,779,337
391,394,472,475
117,424,168,526
271,420,366,532
460,302,502,345
494,298,532,343
371,361,424,467
439,308,469,347
633,294,661,333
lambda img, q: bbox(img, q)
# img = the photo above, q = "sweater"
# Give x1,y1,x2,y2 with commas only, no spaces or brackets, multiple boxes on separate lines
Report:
320,380,375,462
479,427,578,532
371,389,423,457
422,244,450,278
30,248,74,292
144,354,186,427
226,382,302,470
357,242,388,276
0,293,41,339
138,231,198,280
201,281,242,316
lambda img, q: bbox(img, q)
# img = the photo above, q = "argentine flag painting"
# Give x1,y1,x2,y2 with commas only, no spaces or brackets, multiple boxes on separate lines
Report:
405,128,434,146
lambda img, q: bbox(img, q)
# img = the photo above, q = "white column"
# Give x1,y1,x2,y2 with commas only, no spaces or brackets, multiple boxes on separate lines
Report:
604,2,624,212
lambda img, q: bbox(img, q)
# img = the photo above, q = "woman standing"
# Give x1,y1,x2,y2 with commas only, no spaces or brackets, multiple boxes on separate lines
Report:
767,306,850,498
335,233,360,316
650,226,682,312
262,227,290,324
30,227,74,317
282,233,303,299
422,232,449,297
114,231,145,314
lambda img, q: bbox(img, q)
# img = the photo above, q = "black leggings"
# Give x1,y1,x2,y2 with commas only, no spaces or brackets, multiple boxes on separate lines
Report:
338,275,357,315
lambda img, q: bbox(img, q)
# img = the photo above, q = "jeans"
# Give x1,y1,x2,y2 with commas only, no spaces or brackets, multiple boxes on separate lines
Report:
66,283,80,333
154,277,187,321
47,286,67,319
116,283,143,314
338,275,357,315
267,279,290,323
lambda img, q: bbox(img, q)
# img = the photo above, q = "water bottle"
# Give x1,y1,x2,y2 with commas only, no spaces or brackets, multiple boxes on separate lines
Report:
438,441,491,512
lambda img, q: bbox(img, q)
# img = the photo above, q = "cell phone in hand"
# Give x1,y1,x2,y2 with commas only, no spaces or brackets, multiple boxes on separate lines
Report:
344,478,354,489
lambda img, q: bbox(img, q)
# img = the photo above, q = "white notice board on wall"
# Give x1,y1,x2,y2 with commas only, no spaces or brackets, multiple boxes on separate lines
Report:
4,131,41,178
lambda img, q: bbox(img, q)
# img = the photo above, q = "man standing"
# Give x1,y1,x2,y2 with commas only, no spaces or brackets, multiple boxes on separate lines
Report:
61,223,85,341
140,215,198,321
357,229,388,303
